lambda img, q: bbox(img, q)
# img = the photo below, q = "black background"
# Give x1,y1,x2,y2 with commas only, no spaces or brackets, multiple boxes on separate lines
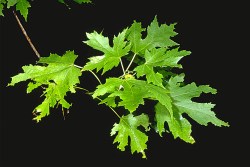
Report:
0,0,248,166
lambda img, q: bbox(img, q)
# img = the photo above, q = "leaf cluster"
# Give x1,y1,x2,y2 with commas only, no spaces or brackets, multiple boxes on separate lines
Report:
5,3,229,158
81,17,229,157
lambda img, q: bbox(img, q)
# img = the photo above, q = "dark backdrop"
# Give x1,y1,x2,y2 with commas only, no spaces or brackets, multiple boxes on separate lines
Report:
0,0,248,166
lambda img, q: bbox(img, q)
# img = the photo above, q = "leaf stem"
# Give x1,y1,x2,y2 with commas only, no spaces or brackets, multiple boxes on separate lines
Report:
76,66,102,85
125,53,136,72
120,58,125,76
95,97,122,120
74,86,90,93
74,86,122,120
95,97,130,129
13,11,41,59
88,70,102,85
74,64,83,69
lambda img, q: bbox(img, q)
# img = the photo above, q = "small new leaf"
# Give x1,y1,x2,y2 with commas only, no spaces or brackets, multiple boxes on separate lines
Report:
111,113,150,158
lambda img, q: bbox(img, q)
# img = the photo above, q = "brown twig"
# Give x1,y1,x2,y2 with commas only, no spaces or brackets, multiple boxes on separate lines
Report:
13,11,41,59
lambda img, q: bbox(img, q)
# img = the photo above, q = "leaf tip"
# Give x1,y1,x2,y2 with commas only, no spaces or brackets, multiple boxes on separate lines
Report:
221,121,230,127
7,83,12,87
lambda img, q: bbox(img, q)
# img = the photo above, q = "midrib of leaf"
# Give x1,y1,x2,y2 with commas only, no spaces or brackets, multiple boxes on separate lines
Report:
43,87,54,106
31,65,73,79
55,86,63,99
131,30,138,53
144,64,163,86
144,64,151,71
170,87,203,99
95,37,111,54
122,118,146,158
106,54,120,60
114,34,124,55
139,40,154,53
132,40,153,54
39,60,73,65
58,65,71,85
175,102,213,117
130,129,146,157
145,56,164,66
124,79,134,95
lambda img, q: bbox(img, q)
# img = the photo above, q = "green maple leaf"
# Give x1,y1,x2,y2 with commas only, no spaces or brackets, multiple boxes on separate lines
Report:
111,113,150,158
155,103,194,143
93,77,173,117
126,17,178,54
154,74,228,142
111,85,147,112
169,74,217,102
134,47,191,87
8,51,82,121
15,0,31,21
144,16,178,49
168,74,228,126
83,29,131,74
